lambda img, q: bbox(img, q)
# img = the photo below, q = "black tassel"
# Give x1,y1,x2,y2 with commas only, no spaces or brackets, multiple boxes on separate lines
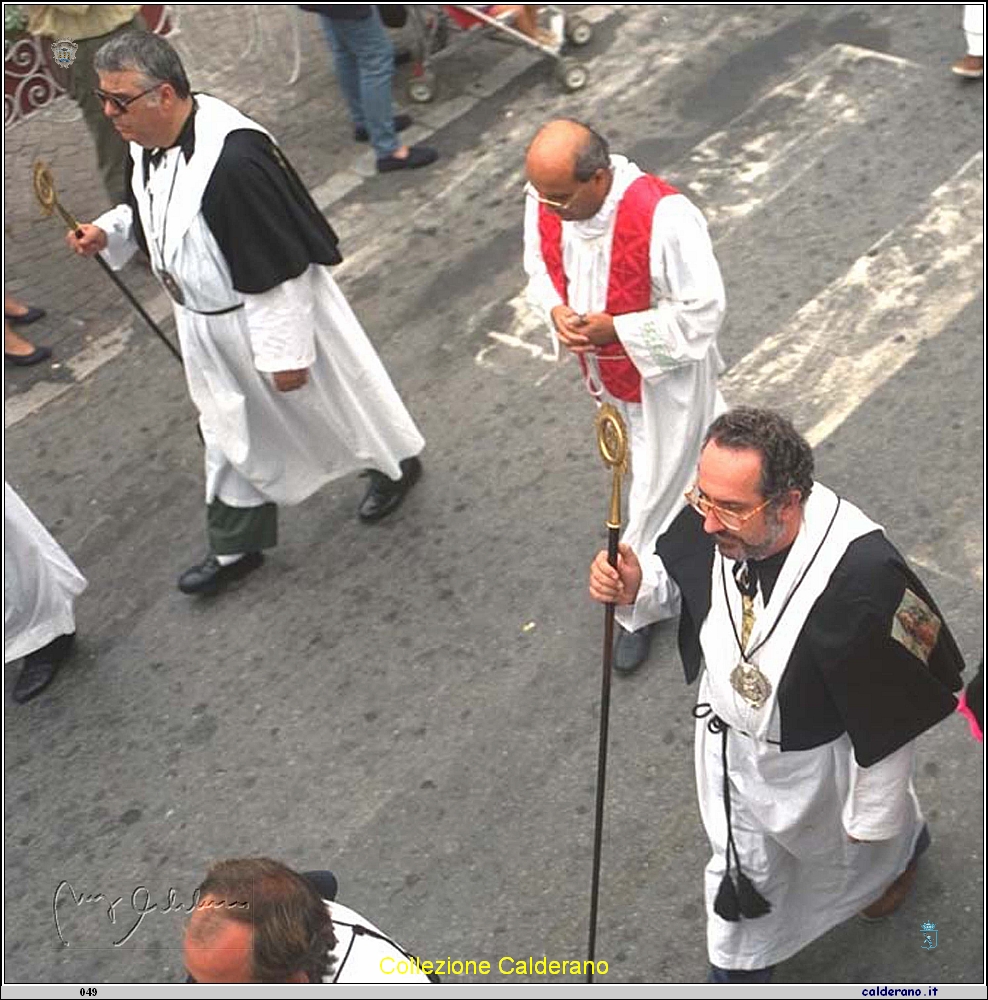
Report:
713,873,740,921
736,871,772,918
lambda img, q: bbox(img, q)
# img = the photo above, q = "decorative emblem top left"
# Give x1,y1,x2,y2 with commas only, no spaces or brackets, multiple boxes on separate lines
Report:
50,39,78,68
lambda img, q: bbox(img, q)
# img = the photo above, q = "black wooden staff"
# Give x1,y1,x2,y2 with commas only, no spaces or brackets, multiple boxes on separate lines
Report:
32,160,183,364
587,402,629,983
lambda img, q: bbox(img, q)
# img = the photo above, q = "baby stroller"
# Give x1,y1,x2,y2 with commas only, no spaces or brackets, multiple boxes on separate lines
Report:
404,5,593,102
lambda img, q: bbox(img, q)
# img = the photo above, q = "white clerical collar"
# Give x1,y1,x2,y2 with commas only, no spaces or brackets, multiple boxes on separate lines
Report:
571,154,643,240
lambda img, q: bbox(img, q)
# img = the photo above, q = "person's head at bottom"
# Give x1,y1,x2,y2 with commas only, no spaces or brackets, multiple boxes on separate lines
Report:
183,858,336,983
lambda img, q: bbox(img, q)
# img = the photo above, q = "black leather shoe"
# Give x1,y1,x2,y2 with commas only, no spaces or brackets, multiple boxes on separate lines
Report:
5,345,52,367
376,145,439,173
355,113,412,142
12,632,75,703
358,456,422,522
5,305,46,325
177,551,264,595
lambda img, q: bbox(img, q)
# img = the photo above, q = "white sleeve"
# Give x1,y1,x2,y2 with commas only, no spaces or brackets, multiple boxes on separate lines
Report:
242,269,317,373
522,195,565,324
615,550,680,632
92,203,138,270
842,740,916,841
612,194,725,379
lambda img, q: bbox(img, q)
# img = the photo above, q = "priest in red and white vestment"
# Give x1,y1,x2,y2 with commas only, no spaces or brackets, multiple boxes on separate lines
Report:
523,119,726,670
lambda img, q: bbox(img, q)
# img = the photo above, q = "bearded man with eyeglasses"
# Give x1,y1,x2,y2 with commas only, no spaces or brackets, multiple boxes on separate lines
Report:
523,118,726,674
589,407,967,983
67,31,425,596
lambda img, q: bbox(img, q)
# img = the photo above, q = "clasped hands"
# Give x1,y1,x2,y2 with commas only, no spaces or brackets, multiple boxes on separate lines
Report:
550,305,617,353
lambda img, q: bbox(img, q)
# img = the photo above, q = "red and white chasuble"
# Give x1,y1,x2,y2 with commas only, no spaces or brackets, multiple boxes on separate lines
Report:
524,156,726,620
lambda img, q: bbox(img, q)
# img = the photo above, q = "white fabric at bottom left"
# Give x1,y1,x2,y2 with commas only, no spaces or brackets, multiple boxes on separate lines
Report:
4,483,87,663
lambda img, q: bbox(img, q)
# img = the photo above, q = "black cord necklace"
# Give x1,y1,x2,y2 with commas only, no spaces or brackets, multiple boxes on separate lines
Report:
146,148,185,305
719,495,842,708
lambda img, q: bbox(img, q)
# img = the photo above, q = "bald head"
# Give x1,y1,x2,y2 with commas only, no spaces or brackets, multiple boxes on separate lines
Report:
525,119,612,221
184,898,256,983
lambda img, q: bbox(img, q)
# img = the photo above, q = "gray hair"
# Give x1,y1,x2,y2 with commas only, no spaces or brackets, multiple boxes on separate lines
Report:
94,31,191,99
571,121,610,181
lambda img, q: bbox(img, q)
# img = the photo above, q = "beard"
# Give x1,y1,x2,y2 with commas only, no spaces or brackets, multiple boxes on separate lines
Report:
713,508,788,562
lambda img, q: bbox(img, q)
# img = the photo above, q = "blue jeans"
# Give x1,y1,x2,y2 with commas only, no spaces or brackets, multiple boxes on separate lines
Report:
320,9,399,158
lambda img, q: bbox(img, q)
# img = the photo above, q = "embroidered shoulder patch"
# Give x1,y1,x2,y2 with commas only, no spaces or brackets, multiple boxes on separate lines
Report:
891,589,941,665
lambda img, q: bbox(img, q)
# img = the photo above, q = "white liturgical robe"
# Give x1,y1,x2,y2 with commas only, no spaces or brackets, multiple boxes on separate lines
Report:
4,483,87,663
524,155,725,620
639,486,928,970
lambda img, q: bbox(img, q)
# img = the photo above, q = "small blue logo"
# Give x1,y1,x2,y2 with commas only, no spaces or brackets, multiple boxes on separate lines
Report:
920,920,938,951
50,39,78,68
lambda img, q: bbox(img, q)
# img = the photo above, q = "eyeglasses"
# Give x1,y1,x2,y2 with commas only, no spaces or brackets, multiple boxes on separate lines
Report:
524,182,579,212
93,82,163,114
684,485,771,531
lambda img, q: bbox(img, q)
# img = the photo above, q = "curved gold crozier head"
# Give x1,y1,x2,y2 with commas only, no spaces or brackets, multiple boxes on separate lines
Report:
32,160,77,229
33,160,57,216
595,403,629,529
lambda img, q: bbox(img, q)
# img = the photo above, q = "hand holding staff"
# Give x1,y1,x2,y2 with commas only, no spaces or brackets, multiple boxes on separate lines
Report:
586,402,629,983
33,160,183,364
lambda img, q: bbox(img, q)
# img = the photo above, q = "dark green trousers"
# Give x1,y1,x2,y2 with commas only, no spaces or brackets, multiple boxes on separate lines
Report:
207,499,278,555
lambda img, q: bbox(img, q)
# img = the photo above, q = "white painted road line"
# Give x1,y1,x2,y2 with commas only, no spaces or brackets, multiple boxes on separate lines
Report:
688,44,921,238
722,152,984,446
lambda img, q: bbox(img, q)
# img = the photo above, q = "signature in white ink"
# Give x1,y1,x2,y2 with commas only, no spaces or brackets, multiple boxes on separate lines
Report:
52,881,247,947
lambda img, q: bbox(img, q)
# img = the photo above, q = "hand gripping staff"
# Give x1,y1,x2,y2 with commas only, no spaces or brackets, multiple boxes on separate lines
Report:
586,402,629,983
33,160,183,364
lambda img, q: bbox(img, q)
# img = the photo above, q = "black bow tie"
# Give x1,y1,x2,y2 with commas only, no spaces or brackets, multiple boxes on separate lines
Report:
732,560,758,599
143,146,169,176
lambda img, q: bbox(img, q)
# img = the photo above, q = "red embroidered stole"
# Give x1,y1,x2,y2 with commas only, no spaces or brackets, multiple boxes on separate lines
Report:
538,174,678,402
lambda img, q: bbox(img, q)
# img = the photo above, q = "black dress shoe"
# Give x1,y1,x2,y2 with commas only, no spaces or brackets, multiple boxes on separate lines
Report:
355,113,412,142
5,345,52,367
376,145,439,173
5,305,46,325
12,632,75,704
177,551,264,595
358,456,422,522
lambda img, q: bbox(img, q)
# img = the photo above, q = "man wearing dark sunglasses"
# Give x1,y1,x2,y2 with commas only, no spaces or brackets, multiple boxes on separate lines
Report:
589,407,966,983
66,30,425,597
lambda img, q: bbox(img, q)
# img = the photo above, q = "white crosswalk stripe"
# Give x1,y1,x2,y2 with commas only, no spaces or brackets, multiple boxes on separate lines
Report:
687,44,920,238
723,152,984,445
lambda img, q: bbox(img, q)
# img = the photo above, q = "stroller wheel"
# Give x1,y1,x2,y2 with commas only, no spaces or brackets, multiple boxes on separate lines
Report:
557,57,589,92
564,15,593,47
408,70,436,103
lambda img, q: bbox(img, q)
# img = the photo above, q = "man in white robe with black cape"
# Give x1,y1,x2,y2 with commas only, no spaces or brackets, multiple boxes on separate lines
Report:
68,30,424,595
589,408,966,982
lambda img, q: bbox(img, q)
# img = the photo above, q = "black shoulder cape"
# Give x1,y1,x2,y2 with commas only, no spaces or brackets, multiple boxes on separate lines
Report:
655,504,965,766
202,129,342,293
122,127,342,293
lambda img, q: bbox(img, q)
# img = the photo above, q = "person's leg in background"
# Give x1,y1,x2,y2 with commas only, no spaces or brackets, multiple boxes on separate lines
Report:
953,4,984,78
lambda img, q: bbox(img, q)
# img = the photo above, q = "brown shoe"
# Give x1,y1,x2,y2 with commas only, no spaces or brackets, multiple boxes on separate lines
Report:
859,859,919,920
952,54,984,78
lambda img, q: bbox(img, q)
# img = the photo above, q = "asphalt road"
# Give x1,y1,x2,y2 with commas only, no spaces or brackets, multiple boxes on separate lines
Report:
3,4,984,990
